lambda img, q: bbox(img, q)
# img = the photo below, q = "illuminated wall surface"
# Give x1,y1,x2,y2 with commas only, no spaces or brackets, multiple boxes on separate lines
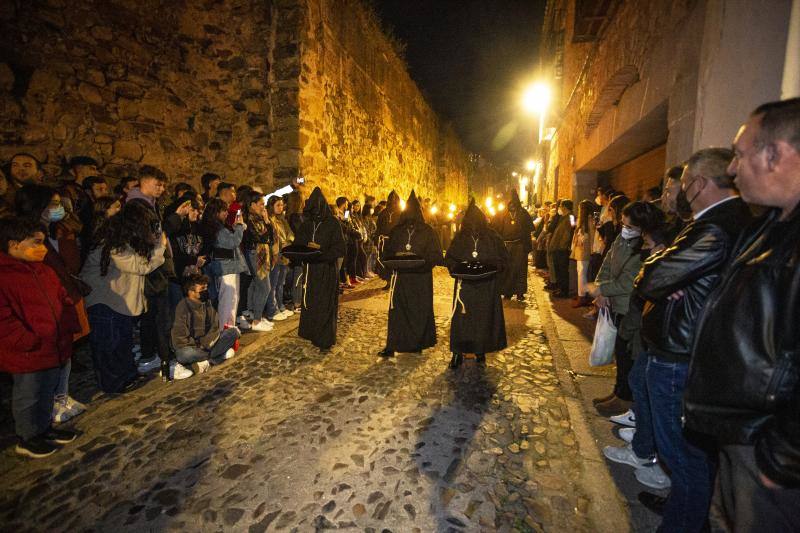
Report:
0,0,471,204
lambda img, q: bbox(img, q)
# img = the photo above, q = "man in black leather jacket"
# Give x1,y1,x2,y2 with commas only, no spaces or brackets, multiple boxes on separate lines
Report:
684,98,800,532
632,147,752,532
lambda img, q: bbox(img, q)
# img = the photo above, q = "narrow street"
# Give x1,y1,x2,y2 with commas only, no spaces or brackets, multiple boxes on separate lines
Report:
0,269,623,532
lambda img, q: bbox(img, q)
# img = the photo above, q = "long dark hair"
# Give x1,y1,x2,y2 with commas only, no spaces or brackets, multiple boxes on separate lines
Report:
608,194,630,227
200,197,227,244
576,199,595,234
99,200,159,276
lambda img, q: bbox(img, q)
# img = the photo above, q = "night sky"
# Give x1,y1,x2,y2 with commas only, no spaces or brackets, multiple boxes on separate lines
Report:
373,0,547,166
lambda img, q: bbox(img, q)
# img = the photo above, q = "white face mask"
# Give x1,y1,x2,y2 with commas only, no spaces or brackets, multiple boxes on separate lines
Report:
621,227,641,240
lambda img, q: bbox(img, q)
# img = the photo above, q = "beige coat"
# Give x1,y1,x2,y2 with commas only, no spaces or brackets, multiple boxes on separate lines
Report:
570,226,594,261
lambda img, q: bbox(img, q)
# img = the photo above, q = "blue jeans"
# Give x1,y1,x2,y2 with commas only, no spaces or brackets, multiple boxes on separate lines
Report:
647,355,715,532
12,366,61,440
629,351,656,458
266,263,288,318
88,304,137,393
55,358,71,400
175,328,240,365
246,251,271,320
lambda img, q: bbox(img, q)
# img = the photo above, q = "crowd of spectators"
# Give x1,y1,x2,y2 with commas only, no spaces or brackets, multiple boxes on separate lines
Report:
532,97,800,532
0,154,459,459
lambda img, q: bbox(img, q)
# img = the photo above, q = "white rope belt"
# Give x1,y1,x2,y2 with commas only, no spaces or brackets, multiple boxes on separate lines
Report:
450,278,466,320
376,235,388,268
302,263,310,309
388,270,399,310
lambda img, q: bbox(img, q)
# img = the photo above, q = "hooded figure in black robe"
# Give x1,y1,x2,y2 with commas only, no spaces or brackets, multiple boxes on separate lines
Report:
379,191,443,357
445,200,508,368
295,187,346,351
493,190,534,300
375,190,401,285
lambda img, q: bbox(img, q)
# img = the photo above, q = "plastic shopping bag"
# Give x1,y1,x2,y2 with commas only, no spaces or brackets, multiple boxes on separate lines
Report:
589,307,617,366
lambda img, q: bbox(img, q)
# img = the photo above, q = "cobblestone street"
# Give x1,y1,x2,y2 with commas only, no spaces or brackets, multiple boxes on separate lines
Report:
0,269,616,532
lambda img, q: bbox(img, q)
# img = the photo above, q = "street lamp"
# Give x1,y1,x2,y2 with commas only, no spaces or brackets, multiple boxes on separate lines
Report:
522,81,551,144
525,159,536,171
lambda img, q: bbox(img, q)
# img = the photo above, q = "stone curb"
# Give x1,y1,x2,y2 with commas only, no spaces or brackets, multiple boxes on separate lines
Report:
530,274,632,533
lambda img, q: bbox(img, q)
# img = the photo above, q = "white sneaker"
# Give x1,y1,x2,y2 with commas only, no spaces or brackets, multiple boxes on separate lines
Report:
223,348,236,360
137,356,161,374
610,409,636,428
193,360,210,374
170,362,194,380
65,396,86,415
618,427,635,443
236,316,252,330
270,311,287,321
635,463,672,490
602,443,656,468
250,320,274,332
282,309,295,317
53,400,72,424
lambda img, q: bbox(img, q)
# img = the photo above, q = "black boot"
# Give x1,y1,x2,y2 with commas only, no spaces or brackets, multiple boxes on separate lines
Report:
476,353,486,365
449,352,463,369
378,347,395,358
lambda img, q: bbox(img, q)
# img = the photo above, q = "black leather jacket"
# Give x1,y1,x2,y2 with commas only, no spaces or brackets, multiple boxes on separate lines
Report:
635,197,751,360
684,205,800,488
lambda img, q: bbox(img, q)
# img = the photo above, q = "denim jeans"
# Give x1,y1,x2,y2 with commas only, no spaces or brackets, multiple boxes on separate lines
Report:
55,358,71,400
175,328,240,365
628,351,655,458
87,304,137,393
12,367,60,440
247,270,271,323
647,355,715,532
266,263,288,318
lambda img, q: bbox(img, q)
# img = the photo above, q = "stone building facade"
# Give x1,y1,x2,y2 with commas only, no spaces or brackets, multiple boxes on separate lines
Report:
539,0,800,203
0,0,470,204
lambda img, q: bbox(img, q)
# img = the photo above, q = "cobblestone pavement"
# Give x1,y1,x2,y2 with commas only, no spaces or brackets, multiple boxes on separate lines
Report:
0,269,601,532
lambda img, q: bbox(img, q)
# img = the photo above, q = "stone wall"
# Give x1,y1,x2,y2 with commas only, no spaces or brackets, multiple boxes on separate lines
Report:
0,0,276,188
287,0,470,204
0,0,473,202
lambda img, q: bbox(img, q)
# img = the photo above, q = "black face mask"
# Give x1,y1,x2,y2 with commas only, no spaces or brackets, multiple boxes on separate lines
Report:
199,290,210,302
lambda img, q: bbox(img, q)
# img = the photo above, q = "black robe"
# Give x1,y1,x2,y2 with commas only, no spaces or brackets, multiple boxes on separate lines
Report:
493,202,534,297
295,188,346,349
446,206,508,355
384,203,443,352
375,191,401,281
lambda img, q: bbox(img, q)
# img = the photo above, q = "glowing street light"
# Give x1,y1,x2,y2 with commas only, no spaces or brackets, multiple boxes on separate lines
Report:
525,159,536,171
522,81,552,143
449,203,456,212
511,171,518,177
429,205,438,215
399,199,406,211
484,197,493,209
498,203,505,212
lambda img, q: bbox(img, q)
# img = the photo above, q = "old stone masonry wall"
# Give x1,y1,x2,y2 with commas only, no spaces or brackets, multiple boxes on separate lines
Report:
1,0,472,200
0,0,276,187
283,0,471,203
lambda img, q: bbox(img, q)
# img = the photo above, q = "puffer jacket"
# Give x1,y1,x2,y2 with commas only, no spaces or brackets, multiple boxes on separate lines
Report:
684,205,800,487
596,234,642,316
0,253,80,373
635,197,751,360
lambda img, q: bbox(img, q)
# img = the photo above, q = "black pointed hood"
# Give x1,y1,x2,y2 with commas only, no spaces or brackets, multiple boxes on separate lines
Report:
303,187,332,221
398,190,425,225
460,198,488,235
387,190,400,210
508,189,522,211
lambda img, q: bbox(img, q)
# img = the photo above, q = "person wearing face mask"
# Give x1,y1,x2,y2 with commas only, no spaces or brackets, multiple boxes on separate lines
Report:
15,184,91,423
0,218,81,458
631,149,752,530
547,199,575,298
587,200,651,417
171,273,240,376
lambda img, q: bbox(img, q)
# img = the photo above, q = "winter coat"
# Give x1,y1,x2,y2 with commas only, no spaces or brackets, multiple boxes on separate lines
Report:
0,253,80,373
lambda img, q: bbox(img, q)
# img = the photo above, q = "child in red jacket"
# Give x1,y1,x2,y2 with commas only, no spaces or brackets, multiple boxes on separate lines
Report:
0,218,80,458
